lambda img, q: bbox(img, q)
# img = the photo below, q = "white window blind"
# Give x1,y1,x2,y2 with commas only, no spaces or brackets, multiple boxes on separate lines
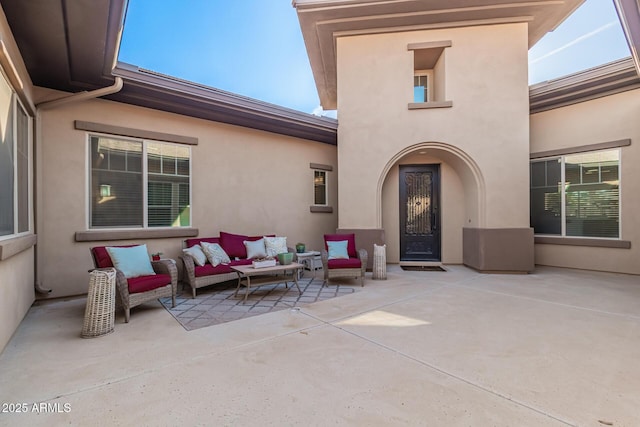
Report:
530,149,619,238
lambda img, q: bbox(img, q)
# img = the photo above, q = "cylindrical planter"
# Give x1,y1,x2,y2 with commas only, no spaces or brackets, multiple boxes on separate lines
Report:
82,268,117,338
372,244,387,280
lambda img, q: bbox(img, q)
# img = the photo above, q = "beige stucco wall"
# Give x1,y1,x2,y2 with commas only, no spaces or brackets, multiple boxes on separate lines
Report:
530,88,640,275
336,23,530,261
0,6,36,353
36,96,338,298
0,248,35,351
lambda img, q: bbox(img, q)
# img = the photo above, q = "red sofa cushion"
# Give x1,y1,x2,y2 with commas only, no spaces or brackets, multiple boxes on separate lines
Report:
185,237,220,248
91,245,137,268
127,274,171,293
194,263,233,277
328,258,362,269
193,258,253,277
220,232,274,259
324,234,357,258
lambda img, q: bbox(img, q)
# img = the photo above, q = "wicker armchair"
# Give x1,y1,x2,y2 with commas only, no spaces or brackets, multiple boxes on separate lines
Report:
90,246,177,323
321,234,368,287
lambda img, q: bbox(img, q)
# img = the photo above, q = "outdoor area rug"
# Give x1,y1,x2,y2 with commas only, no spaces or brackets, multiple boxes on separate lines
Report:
159,277,356,331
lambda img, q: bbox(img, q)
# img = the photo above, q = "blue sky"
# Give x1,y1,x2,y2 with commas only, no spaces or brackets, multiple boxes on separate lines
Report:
119,0,631,116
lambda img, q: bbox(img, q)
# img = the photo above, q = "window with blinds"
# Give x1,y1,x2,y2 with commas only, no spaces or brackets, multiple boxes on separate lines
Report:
530,149,619,238
89,135,191,229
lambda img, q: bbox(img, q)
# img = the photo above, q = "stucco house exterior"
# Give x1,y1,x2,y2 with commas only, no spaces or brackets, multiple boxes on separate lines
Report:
1,0,639,353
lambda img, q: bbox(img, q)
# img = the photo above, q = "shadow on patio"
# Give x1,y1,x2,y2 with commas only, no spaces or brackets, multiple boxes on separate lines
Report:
1,265,639,426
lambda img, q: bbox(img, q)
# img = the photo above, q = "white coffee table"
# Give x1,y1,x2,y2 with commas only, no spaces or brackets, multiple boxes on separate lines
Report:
231,262,303,303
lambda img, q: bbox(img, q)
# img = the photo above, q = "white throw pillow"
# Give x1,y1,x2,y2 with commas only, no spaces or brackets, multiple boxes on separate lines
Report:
200,242,231,267
264,236,288,257
244,238,267,259
182,244,207,267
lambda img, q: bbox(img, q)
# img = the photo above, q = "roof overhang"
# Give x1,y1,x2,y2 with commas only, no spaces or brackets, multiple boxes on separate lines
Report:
111,63,338,144
613,0,640,76
0,0,337,145
529,57,640,114
0,0,125,92
293,0,585,109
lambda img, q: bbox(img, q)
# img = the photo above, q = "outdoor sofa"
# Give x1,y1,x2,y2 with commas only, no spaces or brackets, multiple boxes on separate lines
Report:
181,231,294,298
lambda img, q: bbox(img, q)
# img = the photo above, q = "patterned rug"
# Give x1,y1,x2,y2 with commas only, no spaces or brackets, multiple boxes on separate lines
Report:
160,277,356,331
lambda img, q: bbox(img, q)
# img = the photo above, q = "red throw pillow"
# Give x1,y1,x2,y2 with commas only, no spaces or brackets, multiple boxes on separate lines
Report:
220,231,250,259
91,245,136,268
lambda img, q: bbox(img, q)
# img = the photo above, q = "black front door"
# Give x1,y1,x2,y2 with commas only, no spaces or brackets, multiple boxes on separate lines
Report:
399,164,441,261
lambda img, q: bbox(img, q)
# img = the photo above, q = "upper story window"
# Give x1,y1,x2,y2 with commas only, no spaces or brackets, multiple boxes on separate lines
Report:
413,72,432,103
0,70,31,239
408,41,452,109
530,149,620,238
89,135,191,229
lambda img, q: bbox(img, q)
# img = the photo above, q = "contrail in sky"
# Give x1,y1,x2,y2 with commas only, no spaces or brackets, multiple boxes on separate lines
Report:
530,21,618,64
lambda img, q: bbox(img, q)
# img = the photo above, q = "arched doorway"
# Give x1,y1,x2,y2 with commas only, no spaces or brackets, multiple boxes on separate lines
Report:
377,142,485,264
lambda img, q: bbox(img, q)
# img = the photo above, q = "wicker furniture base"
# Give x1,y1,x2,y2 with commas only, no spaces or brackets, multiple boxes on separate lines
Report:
321,248,368,287
180,256,237,298
82,268,116,338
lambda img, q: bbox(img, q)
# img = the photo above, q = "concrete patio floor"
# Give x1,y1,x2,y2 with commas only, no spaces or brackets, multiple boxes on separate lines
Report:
1,265,639,426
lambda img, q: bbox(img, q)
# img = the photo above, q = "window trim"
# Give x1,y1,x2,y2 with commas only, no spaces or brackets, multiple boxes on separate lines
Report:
86,132,193,231
313,169,328,207
413,70,433,103
0,69,33,243
530,148,622,241
407,40,452,109
309,163,333,213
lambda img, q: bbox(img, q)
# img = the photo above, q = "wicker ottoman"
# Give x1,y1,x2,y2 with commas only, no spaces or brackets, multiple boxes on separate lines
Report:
82,268,117,338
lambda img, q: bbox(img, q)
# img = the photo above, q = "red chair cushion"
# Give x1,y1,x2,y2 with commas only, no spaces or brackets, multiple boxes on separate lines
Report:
185,237,220,248
324,234,357,258
91,245,136,268
127,274,171,293
327,258,362,269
